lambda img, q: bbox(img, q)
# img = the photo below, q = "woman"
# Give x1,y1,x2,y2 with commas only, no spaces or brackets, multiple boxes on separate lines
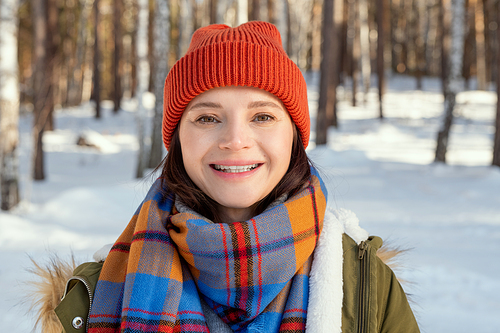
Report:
36,21,419,333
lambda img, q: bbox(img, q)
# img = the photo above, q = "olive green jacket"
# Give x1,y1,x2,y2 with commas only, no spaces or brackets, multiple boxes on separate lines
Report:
54,209,420,333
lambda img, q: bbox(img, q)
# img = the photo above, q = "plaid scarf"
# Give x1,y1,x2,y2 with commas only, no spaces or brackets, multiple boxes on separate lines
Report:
88,168,327,333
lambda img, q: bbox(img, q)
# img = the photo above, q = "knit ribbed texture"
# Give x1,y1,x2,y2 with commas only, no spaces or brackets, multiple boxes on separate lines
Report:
162,21,310,149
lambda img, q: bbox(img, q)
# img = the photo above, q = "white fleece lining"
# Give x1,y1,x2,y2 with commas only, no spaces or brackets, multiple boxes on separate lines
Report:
306,207,369,333
93,243,113,262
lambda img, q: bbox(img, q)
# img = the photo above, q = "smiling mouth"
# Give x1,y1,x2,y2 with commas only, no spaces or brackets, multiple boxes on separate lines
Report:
212,164,259,173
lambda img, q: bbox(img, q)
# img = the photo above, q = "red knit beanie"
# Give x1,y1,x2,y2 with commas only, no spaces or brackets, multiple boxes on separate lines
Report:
162,21,310,150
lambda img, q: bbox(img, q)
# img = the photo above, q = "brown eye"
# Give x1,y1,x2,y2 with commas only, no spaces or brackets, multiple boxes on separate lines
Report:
197,115,218,123
255,114,273,122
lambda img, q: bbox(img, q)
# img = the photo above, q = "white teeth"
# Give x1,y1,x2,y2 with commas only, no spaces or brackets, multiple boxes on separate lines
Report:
213,164,259,173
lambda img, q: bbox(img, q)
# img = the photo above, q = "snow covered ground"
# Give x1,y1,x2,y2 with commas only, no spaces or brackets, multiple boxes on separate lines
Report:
1,74,499,332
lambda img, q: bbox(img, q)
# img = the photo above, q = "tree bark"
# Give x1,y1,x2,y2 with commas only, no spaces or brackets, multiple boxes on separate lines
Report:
93,0,101,118
376,0,385,118
350,0,359,106
358,0,371,101
0,0,21,210
148,0,170,168
114,0,123,112
439,0,450,94
493,0,500,167
286,0,292,57
45,0,58,131
67,0,93,106
316,0,337,145
249,0,260,21
210,0,218,24
135,0,150,178
435,0,465,163
474,0,486,90
32,0,49,180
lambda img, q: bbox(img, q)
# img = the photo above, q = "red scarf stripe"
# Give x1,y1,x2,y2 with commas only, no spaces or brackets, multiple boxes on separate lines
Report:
305,182,321,244
251,218,264,313
110,242,131,253
219,223,232,306
283,309,307,314
228,222,255,309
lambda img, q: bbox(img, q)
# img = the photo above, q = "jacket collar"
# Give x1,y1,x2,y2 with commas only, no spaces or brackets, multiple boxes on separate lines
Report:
306,208,368,333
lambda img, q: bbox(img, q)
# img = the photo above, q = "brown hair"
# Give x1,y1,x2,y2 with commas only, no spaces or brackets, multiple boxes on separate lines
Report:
159,127,312,223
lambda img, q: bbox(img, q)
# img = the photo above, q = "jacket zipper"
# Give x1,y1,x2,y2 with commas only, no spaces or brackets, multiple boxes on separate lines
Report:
357,241,369,333
62,276,93,333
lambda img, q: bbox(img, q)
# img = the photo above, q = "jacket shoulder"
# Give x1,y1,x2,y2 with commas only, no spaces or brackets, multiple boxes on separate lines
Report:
54,261,103,333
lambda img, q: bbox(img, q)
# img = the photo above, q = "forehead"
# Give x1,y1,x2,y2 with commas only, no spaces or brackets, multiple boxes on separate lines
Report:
186,86,286,110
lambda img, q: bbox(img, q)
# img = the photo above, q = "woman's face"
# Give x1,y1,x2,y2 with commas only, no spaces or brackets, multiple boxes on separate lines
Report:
178,86,294,223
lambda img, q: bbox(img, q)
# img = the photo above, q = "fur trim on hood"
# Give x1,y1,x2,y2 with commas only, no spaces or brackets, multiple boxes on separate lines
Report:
25,255,77,333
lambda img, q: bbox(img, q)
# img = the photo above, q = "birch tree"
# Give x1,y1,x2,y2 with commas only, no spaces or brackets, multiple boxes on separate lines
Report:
0,0,20,210
237,0,249,25
148,0,170,168
135,0,150,178
435,0,465,163
67,0,93,106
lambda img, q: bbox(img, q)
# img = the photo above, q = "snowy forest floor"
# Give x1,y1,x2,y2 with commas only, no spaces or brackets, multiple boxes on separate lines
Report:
1,73,499,332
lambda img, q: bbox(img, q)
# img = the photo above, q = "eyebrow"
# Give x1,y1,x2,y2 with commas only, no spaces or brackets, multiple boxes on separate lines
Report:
247,101,284,110
187,100,284,112
187,102,223,111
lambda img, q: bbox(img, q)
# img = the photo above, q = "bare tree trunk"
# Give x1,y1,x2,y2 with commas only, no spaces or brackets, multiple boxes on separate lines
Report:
210,0,218,23
93,0,101,118
493,0,500,167
114,0,123,112
439,0,450,94
249,0,260,21
67,0,93,106
0,0,20,210
462,0,473,90
474,0,486,90
149,0,170,168
316,0,337,145
135,0,150,178
435,0,465,163
286,0,292,56
178,0,193,56
376,0,385,118
45,0,58,131
147,0,155,92
358,0,371,102
268,0,276,24
32,0,49,180
351,0,360,106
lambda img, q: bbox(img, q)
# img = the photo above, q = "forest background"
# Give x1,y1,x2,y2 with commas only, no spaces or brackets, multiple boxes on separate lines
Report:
1,0,500,203
0,0,500,331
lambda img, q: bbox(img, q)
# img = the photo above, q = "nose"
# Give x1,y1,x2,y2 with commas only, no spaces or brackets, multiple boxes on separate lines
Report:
218,119,253,151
